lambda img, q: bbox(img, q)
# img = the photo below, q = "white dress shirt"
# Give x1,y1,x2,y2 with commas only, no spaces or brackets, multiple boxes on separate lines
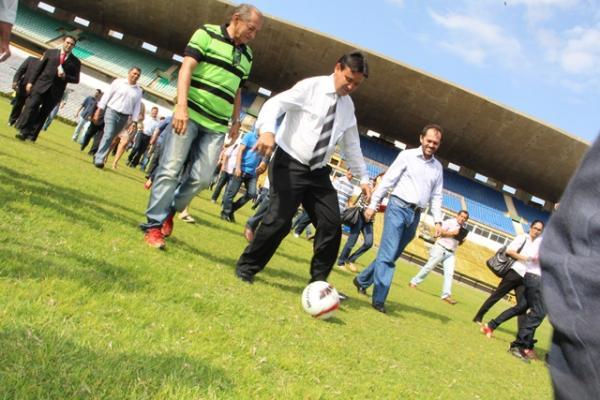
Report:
98,78,143,118
369,147,443,222
509,234,543,277
255,74,369,184
142,116,159,137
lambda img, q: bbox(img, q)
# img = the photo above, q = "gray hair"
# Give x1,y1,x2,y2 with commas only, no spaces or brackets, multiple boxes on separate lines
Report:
231,3,262,21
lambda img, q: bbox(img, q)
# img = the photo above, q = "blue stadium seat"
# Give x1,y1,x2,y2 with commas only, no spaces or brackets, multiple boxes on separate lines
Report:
465,199,515,235
513,197,550,224
358,136,400,166
443,170,507,212
443,192,462,213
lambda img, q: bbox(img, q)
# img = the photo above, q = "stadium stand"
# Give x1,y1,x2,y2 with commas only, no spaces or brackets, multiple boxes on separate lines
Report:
443,170,507,212
513,197,550,224
358,135,400,166
442,191,462,213
465,199,516,235
13,6,73,44
13,7,180,100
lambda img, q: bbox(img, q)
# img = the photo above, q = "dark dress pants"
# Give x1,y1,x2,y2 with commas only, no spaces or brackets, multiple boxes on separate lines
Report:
128,134,151,167
17,89,58,141
539,135,600,400
511,273,546,349
210,171,231,202
9,86,28,125
473,268,526,330
80,122,104,153
236,149,341,282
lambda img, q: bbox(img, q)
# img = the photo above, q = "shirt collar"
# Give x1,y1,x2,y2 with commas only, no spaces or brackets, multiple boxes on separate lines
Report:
221,23,247,52
415,148,436,163
325,74,338,96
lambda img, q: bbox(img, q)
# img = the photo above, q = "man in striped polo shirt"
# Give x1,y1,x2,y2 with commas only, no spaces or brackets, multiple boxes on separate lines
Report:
141,4,263,249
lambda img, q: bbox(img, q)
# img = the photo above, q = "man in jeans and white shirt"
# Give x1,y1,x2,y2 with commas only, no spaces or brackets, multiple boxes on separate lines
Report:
409,209,469,304
93,67,143,168
354,125,444,314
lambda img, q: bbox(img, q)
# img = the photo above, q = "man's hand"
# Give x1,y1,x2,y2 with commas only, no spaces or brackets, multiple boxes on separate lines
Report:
11,82,17,90
360,183,372,205
233,168,242,178
92,108,103,125
255,161,267,176
172,103,189,135
25,83,32,94
363,208,376,223
252,131,276,158
434,223,443,238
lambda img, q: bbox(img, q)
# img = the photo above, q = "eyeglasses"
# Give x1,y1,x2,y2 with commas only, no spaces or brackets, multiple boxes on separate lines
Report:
232,47,241,67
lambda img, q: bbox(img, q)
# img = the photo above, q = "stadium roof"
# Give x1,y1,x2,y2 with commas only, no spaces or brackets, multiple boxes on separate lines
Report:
47,0,589,202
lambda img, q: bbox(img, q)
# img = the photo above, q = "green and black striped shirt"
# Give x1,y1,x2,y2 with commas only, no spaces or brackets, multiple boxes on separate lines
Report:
184,23,253,133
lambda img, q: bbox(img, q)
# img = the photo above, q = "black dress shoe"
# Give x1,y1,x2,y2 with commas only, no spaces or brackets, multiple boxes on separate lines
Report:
372,303,386,314
15,134,26,141
235,271,253,284
94,162,105,169
220,211,235,223
353,277,368,295
338,291,348,301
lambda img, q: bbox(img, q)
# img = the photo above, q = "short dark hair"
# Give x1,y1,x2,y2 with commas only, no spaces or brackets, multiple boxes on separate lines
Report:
531,220,545,228
458,210,469,218
63,34,78,43
129,66,142,73
337,51,369,78
421,124,444,137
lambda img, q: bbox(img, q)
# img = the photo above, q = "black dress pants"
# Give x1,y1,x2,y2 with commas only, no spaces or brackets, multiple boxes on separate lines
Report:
236,149,341,282
128,133,151,167
473,269,526,330
17,89,57,141
9,87,28,125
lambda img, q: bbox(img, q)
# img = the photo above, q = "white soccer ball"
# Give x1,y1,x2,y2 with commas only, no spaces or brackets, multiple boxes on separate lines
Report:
301,281,340,320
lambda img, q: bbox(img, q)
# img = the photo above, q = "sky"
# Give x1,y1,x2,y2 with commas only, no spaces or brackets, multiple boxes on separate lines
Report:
248,0,600,143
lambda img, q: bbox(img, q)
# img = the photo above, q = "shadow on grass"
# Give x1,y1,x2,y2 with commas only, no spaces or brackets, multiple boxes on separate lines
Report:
168,237,239,267
0,164,142,229
0,327,233,398
0,244,150,293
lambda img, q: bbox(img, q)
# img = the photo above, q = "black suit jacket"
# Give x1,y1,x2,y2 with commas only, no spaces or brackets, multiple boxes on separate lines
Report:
28,48,80,102
13,56,41,91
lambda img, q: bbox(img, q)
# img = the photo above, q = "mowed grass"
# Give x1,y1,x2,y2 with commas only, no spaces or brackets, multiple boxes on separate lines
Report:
0,98,552,399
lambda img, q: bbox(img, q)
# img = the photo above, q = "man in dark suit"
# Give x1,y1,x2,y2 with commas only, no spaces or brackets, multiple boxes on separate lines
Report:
16,35,80,142
8,55,40,126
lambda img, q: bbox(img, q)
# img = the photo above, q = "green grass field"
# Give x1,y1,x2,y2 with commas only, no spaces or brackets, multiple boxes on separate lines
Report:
0,99,552,399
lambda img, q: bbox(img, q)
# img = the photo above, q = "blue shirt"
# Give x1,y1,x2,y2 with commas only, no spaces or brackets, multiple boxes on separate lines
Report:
81,96,97,119
240,130,262,176
156,116,173,146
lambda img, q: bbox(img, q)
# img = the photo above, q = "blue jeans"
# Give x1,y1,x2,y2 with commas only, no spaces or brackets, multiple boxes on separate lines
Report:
210,171,232,202
142,120,224,230
72,116,90,142
410,243,455,298
94,107,130,165
246,190,270,231
356,196,420,306
293,210,312,235
222,172,258,215
337,216,373,265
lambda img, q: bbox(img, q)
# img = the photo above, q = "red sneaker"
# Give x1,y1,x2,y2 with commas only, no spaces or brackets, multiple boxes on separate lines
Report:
144,228,165,249
522,349,540,361
161,213,174,237
480,324,494,338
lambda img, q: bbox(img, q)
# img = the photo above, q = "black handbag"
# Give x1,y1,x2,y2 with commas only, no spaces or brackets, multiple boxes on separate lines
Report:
341,206,361,226
486,239,526,277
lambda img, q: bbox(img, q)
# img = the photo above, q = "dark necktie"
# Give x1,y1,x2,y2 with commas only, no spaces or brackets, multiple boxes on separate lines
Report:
309,96,337,170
